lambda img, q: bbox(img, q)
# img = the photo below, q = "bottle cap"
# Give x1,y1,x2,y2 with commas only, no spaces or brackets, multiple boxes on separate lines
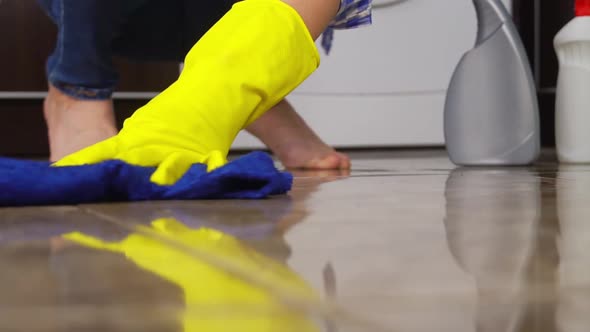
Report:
576,0,590,16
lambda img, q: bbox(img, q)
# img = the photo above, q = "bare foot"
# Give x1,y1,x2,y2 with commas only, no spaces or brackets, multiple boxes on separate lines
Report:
246,99,351,170
44,84,118,162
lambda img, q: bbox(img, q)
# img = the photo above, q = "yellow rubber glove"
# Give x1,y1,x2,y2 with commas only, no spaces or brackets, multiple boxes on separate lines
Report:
63,218,321,332
54,0,320,186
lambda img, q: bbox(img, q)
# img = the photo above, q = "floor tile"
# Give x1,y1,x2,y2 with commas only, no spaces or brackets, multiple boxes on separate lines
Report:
1,150,589,331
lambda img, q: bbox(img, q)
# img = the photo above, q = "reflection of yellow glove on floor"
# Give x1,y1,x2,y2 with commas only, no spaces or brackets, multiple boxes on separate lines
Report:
63,218,320,332
54,0,320,186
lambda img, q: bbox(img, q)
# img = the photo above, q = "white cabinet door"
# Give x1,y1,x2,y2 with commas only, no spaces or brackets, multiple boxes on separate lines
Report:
232,0,513,149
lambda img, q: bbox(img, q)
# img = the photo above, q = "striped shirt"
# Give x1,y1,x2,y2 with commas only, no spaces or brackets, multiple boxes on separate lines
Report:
322,0,373,54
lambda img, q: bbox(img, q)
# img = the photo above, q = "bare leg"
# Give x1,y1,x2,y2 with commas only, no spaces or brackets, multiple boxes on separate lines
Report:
246,100,350,169
44,84,118,162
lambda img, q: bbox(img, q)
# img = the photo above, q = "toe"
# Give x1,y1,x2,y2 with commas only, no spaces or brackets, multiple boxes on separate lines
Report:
301,152,351,170
335,152,351,169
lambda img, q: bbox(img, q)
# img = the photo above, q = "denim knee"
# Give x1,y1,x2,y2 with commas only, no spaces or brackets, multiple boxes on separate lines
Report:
40,0,123,100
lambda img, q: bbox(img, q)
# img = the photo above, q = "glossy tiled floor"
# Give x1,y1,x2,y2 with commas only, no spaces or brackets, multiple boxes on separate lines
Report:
0,149,588,332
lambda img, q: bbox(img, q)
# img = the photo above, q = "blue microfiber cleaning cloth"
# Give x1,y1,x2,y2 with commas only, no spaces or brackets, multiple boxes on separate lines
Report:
0,151,292,207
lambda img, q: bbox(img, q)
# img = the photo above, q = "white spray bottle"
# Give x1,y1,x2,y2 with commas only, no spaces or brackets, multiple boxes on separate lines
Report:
555,0,590,163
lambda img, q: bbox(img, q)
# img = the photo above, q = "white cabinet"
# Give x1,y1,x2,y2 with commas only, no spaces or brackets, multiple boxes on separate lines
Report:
233,0,514,149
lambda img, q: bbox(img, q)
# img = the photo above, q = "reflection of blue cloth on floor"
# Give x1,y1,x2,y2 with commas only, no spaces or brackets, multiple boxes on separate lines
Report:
0,152,292,207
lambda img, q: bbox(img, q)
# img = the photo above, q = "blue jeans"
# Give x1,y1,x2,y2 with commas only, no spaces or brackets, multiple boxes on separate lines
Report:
37,0,235,100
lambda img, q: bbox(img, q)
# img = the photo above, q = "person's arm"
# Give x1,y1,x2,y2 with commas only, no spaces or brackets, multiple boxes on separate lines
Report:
282,0,341,39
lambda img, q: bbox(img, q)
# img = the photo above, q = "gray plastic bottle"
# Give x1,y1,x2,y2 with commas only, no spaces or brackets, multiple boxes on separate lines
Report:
444,0,540,166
